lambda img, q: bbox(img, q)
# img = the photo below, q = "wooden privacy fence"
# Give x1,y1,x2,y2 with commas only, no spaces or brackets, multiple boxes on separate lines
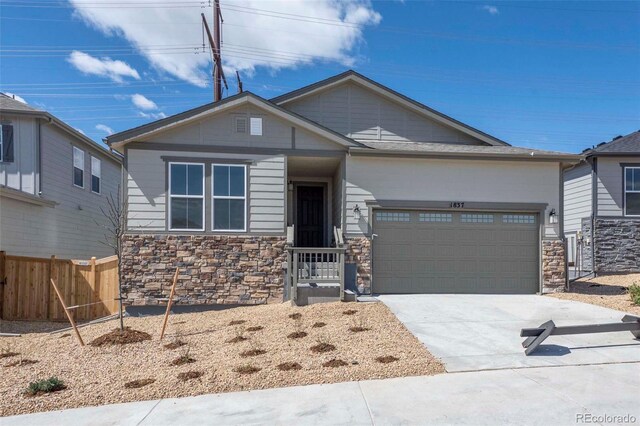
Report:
0,252,119,321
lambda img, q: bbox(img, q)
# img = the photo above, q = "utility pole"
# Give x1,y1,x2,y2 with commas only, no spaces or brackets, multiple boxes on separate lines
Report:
236,70,243,93
201,3,227,102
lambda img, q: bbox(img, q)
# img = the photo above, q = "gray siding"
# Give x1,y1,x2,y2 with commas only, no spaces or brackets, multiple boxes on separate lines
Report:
332,158,344,230
284,82,485,145
563,162,592,233
0,121,121,258
596,156,638,217
144,104,341,151
345,156,561,238
0,114,38,195
126,148,285,234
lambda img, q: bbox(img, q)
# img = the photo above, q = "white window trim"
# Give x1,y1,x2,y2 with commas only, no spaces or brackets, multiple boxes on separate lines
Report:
249,117,263,136
211,163,247,232
168,162,205,232
72,146,84,189
91,156,101,194
624,166,640,217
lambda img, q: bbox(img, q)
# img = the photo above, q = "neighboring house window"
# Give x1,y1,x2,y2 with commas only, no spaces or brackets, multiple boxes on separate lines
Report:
91,156,101,194
169,163,204,231
625,167,640,216
250,117,263,136
212,164,246,231
73,147,84,188
0,124,15,163
235,116,247,134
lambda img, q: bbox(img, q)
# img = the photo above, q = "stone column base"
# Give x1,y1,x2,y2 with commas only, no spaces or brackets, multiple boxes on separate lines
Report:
345,237,371,294
542,239,566,293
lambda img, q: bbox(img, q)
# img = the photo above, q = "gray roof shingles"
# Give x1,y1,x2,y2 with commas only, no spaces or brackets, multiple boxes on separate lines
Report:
587,130,640,155
356,140,574,157
0,93,42,113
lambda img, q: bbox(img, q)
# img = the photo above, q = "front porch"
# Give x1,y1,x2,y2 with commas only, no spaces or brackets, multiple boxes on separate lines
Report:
285,155,353,305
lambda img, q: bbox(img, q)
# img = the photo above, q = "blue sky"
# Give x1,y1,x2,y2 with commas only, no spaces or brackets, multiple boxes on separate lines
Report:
1,0,639,153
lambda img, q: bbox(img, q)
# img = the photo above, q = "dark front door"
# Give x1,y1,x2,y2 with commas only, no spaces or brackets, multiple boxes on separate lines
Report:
296,186,324,247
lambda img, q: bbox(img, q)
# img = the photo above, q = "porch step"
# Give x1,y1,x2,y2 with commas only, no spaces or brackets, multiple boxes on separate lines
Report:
294,284,357,306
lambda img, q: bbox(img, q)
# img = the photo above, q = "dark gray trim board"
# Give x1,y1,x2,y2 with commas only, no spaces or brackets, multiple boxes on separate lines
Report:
160,156,253,164
364,200,548,212
128,142,346,158
123,231,287,237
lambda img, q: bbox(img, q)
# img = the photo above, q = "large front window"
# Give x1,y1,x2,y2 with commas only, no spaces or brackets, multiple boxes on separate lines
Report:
212,164,246,231
169,163,204,230
625,167,640,216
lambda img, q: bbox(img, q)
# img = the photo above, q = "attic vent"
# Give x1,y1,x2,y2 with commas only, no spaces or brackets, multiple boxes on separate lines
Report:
250,117,263,136
235,116,247,133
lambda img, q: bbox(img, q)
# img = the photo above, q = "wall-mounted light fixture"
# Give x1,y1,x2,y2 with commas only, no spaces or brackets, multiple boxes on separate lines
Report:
549,208,558,224
353,204,362,221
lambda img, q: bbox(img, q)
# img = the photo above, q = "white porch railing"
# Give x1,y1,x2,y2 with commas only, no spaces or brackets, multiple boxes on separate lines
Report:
286,226,346,302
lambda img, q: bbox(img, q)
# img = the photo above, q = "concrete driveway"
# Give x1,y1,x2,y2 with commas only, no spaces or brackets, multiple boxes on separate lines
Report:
379,294,640,372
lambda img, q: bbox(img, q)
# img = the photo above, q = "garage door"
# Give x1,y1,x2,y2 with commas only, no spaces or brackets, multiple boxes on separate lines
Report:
373,210,539,294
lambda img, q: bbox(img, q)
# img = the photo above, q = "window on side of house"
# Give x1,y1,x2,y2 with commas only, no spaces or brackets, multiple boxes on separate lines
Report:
91,156,101,194
169,163,205,231
624,167,640,216
235,116,247,134
212,164,246,231
249,117,263,136
73,146,84,188
1,124,15,163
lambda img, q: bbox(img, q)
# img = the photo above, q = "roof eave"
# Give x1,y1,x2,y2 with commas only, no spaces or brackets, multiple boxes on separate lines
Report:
348,147,581,162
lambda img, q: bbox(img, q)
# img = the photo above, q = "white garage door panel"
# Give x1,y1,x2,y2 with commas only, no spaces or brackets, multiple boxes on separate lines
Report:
373,210,539,294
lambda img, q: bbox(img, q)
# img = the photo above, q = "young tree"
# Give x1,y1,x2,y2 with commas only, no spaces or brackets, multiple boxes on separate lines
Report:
97,186,126,331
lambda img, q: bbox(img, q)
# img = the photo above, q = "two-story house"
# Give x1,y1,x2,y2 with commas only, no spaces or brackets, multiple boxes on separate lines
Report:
0,94,122,259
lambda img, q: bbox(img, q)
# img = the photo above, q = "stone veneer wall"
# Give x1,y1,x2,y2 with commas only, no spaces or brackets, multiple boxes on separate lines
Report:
594,218,640,273
580,217,593,272
542,239,566,293
121,235,287,305
345,237,371,294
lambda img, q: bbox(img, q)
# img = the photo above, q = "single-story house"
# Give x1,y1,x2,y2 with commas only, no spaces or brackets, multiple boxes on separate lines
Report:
0,94,122,259
106,71,580,306
563,130,640,274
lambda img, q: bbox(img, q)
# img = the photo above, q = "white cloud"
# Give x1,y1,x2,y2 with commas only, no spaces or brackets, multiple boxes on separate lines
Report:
4,92,27,104
482,5,499,15
95,124,114,135
131,93,158,111
138,111,167,120
69,0,381,87
67,51,141,83
75,128,86,135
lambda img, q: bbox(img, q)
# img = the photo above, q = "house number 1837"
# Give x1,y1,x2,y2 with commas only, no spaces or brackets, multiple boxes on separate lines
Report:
450,202,465,208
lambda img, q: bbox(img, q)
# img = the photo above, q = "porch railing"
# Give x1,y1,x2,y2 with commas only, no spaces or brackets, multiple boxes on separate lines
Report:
286,226,346,302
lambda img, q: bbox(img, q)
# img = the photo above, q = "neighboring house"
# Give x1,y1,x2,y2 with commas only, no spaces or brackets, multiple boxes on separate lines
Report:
564,130,640,275
0,94,122,259
106,71,579,306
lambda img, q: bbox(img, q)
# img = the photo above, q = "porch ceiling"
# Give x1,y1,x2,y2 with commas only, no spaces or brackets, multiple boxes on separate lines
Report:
287,156,341,178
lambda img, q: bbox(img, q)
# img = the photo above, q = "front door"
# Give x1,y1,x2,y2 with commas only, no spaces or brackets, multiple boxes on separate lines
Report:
296,186,324,247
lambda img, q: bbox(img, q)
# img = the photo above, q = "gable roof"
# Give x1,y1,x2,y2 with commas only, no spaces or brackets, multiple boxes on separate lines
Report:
270,70,510,147
0,94,121,163
105,91,366,150
584,130,640,157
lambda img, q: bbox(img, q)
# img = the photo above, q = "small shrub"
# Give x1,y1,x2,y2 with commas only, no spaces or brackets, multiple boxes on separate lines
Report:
288,318,307,339
323,359,348,368
240,349,267,357
26,377,66,396
629,283,640,306
277,362,302,371
342,309,357,316
177,371,204,381
227,326,248,343
1,347,19,359
349,316,370,333
164,339,186,350
234,365,261,375
288,313,302,320
311,336,336,353
246,326,264,332
171,347,195,366
90,327,151,346
229,320,246,326
312,322,326,328
5,358,38,368
376,355,399,364
124,379,155,389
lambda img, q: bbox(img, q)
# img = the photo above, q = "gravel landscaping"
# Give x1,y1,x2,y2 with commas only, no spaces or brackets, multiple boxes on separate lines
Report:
0,301,444,416
548,273,640,316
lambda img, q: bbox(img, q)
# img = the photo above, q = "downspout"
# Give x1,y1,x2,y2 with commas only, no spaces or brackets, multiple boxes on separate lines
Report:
559,163,568,290
591,157,597,276
36,118,42,196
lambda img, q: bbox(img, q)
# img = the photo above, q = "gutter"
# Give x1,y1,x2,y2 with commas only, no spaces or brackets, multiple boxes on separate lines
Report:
348,147,582,162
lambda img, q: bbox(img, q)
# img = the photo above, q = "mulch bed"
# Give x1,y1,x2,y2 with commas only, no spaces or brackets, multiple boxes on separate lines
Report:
164,340,187,350
124,379,155,389
343,310,358,316
177,371,204,381
234,365,261,375
276,362,302,371
287,331,308,339
323,359,348,368
310,343,336,353
376,356,399,364
171,355,196,366
311,322,326,328
5,359,38,368
240,349,267,357
89,327,151,347
246,326,264,332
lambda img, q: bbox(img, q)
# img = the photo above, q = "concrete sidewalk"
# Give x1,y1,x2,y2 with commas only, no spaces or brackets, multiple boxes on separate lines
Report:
4,363,639,426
